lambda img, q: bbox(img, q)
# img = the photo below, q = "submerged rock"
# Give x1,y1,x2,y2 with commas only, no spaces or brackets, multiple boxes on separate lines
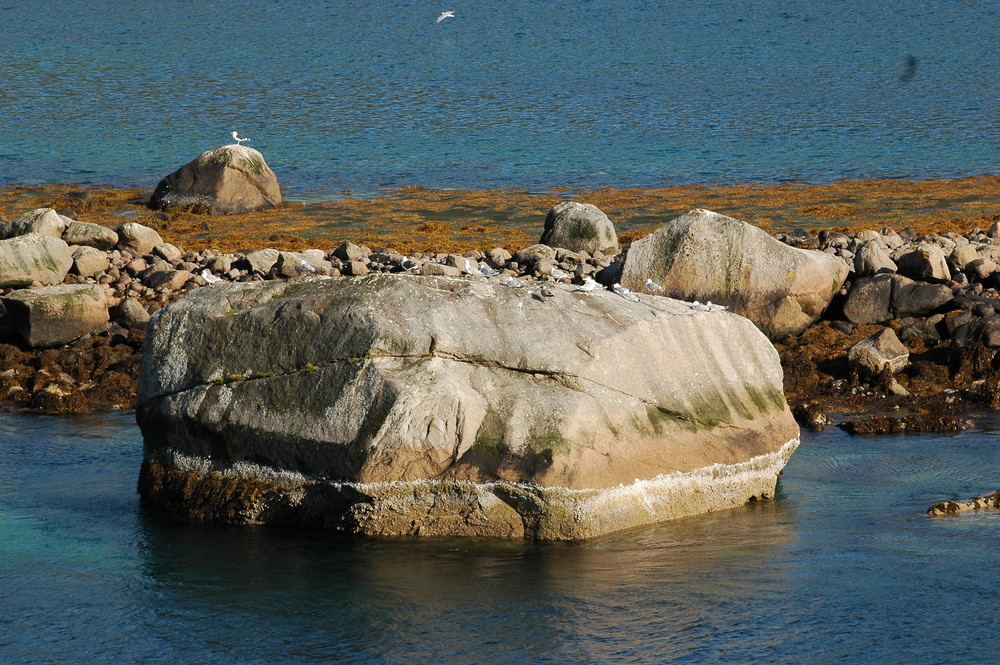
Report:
148,144,282,214
136,274,799,540
619,209,849,339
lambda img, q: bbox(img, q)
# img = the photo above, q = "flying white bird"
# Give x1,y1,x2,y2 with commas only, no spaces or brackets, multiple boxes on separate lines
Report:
436,10,455,22
645,278,664,291
231,131,249,145
575,277,598,292
200,269,223,284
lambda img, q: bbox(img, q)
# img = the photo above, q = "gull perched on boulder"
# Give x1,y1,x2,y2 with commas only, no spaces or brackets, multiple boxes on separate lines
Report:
479,264,498,277
200,269,223,284
231,131,249,145
613,283,639,302
549,266,571,280
645,278,664,291
504,276,526,288
575,277,598,292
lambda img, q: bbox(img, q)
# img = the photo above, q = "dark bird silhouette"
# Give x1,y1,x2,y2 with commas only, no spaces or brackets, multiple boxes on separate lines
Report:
900,55,918,82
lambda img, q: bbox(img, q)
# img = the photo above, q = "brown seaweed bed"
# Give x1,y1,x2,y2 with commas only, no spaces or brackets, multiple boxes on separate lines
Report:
3,176,1000,254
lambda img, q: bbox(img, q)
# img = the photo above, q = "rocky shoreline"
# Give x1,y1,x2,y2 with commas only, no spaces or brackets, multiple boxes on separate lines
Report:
4,185,1000,436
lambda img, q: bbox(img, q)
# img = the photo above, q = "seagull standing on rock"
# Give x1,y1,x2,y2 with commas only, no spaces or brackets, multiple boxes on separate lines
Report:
613,283,639,302
645,278,664,291
231,131,249,145
575,277,598,292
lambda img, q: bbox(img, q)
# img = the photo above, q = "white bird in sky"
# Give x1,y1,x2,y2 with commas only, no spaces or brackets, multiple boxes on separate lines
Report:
436,10,455,23
575,277,598,292
231,131,249,145
645,278,664,291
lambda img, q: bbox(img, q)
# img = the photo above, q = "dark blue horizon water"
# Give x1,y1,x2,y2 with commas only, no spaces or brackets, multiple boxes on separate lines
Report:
1,1,999,198
3,410,1000,664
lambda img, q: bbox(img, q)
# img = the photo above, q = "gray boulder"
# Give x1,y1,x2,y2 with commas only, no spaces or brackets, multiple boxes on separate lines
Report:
619,209,849,339
0,233,74,288
853,240,897,276
1,284,109,348
842,274,953,324
148,144,282,214
116,222,164,255
136,274,799,540
896,244,951,283
242,248,280,274
3,208,66,239
62,220,119,250
848,328,909,378
539,201,619,255
71,246,110,277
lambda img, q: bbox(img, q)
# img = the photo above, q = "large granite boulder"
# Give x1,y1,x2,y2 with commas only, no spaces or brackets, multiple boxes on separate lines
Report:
62,220,119,250
1,284,109,348
0,233,74,288
115,222,164,255
2,208,66,239
539,201,619,255
136,274,799,540
148,144,282,214
619,209,850,339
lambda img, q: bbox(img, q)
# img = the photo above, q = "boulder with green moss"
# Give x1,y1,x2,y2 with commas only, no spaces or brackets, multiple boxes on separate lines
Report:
148,144,282,214
136,273,799,540
0,233,74,288
619,209,850,339
2,283,109,348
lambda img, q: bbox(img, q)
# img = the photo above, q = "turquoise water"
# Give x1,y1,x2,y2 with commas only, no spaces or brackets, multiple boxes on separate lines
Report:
1,1,998,196
3,411,1000,664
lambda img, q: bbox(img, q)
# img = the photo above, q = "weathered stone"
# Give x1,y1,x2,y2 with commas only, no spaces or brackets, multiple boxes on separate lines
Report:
4,208,66,239
148,145,282,214
619,209,849,339
896,244,951,283
115,222,164,255
539,201,619,255
111,297,151,328
273,251,333,278
136,275,799,540
966,258,998,282
72,246,110,278
853,240,897,276
848,328,909,378
62,221,119,250
512,244,557,267
949,244,980,272
242,248,280,274
487,248,512,267
0,233,74,288
842,274,894,324
153,243,184,263
1,284,109,348
420,262,462,277
143,270,193,291
891,276,953,317
928,490,1000,516
332,242,370,262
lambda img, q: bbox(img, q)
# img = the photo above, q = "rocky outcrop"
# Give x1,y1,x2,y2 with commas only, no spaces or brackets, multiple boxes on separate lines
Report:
148,145,282,214
115,222,164,255
847,328,909,378
136,274,799,540
539,201,619,255
3,208,67,239
0,233,74,288
2,283,109,348
928,490,1000,516
620,209,849,339
62,220,119,250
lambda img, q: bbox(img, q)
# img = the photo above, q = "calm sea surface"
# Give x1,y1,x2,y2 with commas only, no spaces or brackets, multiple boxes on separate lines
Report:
1,1,998,197
2,411,1000,664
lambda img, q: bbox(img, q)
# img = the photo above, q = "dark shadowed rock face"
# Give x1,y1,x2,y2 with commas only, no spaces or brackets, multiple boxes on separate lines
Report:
136,274,799,540
148,145,281,214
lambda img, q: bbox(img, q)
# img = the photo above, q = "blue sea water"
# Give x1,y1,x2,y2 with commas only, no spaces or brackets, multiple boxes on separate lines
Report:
2,411,1000,664
1,0,998,197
